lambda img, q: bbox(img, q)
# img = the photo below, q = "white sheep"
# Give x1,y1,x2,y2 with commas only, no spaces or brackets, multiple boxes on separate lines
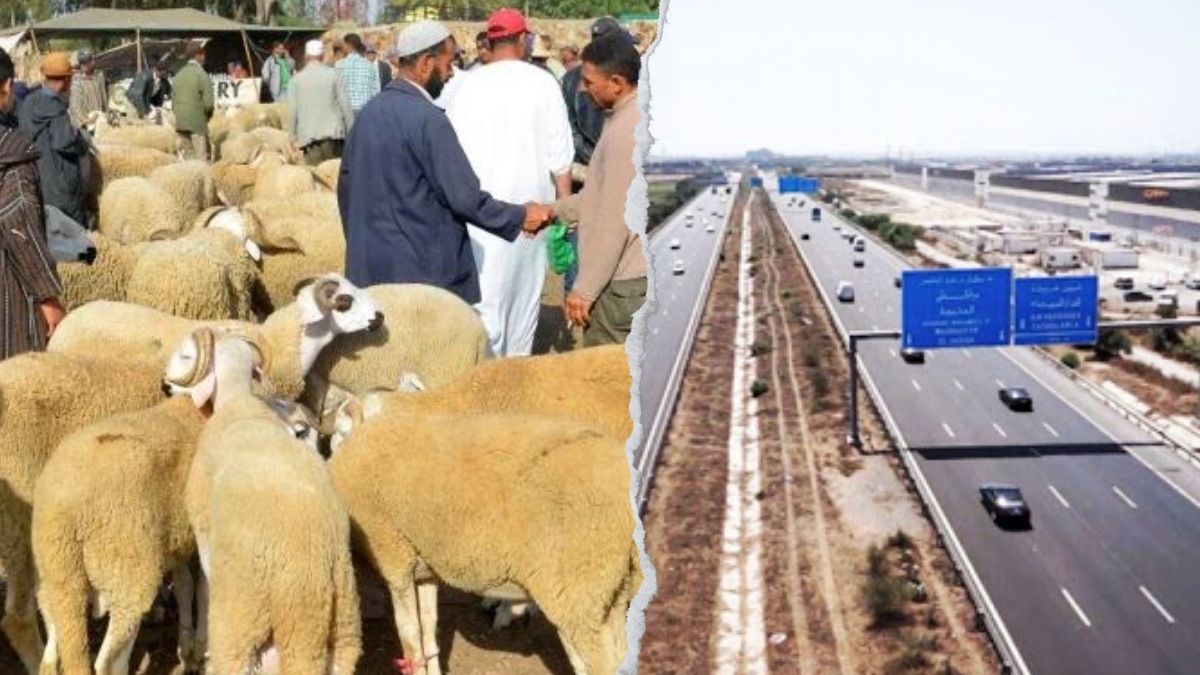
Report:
210,151,288,207
220,127,298,165
175,332,360,675
0,354,169,674
47,274,385,401
329,410,641,675
89,112,181,155
32,329,319,675
148,160,218,222
98,176,194,244
237,196,344,313
251,163,320,201
94,144,176,186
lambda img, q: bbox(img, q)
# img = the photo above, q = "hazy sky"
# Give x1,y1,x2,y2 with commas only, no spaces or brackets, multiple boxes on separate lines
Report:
645,0,1200,158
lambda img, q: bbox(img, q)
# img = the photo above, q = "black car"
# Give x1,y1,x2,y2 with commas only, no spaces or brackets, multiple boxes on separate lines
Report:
979,483,1032,527
853,257,865,268
894,276,902,288
800,232,810,240
999,386,1033,411
1114,277,1135,290
900,347,925,363
1124,290,1153,302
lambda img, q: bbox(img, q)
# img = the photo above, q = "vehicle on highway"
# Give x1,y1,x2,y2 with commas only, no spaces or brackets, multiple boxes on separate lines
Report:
833,223,841,231
670,238,681,250
672,259,685,275
900,347,925,363
1186,277,1200,290
800,232,810,240
894,276,902,288
1148,277,1167,290
706,223,715,233
1114,277,1134,290
853,257,865,268
1124,290,1153,302
854,239,865,252
979,483,1032,527
998,386,1033,411
836,281,855,302
811,207,822,222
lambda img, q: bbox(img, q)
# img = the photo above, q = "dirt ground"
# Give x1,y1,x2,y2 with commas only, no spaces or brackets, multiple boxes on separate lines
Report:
640,191,997,673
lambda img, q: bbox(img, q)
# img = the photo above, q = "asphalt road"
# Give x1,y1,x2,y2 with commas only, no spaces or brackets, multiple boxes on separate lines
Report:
770,192,1200,675
634,187,736,501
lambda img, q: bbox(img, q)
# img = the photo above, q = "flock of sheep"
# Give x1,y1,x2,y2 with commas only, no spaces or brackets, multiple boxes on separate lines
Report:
0,103,643,675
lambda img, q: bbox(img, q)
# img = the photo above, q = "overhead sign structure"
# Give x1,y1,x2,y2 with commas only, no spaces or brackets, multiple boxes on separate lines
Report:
1012,276,1098,346
902,268,1013,349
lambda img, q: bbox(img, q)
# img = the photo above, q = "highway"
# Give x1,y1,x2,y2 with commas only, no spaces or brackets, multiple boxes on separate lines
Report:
634,186,736,508
770,193,1200,675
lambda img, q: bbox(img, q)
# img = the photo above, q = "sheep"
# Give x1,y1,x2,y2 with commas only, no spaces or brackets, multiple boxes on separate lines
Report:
93,144,176,186
313,159,340,191
252,163,320,201
90,114,181,155
56,208,264,320
210,151,288,207
328,411,641,675
42,205,96,266
349,344,634,442
0,353,169,674
208,103,287,156
148,160,218,222
98,176,194,243
47,273,385,401
301,284,490,434
220,127,298,166
31,330,320,675
238,197,344,313
176,332,360,675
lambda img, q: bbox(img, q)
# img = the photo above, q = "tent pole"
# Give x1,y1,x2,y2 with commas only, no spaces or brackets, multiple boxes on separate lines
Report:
242,30,254,78
136,28,143,71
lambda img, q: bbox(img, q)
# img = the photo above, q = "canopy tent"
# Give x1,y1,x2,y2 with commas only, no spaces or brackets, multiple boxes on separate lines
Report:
24,8,324,76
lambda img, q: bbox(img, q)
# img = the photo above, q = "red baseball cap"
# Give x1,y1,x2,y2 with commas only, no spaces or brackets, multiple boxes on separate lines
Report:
487,8,527,39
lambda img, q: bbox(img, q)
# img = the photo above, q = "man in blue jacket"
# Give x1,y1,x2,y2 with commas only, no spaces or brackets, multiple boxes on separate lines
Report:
339,20,552,305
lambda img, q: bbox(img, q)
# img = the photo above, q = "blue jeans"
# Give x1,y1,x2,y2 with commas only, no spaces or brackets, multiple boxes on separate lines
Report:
564,229,579,292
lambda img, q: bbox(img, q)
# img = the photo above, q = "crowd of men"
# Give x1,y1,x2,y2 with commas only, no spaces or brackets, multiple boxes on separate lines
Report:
0,9,648,364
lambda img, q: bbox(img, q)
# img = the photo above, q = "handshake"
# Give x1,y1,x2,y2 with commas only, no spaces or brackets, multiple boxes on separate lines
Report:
522,203,556,236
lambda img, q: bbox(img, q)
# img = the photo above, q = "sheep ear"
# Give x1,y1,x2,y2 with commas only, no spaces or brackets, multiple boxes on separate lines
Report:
244,239,262,261
189,372,217,409
261,236,302,254
147,228,179,242
194,206,225,229
216,189,231,207
297,282,328,324
397,372,426,393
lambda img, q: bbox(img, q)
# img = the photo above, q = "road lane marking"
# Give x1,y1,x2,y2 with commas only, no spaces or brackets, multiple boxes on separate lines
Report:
1049,485,1071,509
872,324,879,331
1044,422,1060,438
1061,588,1092,627
954,379,965,391
993,423,1007,438
1140,586,1175,624
889,349,897,358
963,349,973,358
942,423,955,438
859,307,866,313
912,380,922,392
996,379,1006,389
1113,486,1138,509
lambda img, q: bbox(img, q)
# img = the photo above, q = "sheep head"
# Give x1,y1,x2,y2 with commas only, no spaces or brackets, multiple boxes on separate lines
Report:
294,274,384,335
162,328,270,410
195,206,263,262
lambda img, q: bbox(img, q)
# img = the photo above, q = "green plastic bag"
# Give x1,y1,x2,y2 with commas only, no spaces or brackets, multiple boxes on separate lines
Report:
546,220,577,275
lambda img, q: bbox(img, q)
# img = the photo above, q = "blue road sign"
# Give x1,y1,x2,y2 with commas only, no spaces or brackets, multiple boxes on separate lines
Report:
1012,275,1099,346
902,268,1013,349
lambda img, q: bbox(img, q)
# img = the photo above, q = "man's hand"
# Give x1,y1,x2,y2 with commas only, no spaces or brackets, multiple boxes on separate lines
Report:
522,203,553,236
563,291,593,329
38,298,66,339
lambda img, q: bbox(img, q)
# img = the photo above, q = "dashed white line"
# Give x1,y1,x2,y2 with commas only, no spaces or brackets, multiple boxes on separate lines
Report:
996,379,1006,389
963,349,973,358
1044,422,1060,438
1140,586,1175,624
1061,588,1092,627
912,380,922,392
992,422,1007,438
942,422,956,438
953,379,965,391
1049,485,1071,509
889,348,897,358
1113,486,1138,509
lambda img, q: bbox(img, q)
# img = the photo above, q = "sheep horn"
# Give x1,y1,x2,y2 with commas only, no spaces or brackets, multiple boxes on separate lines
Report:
194,206,228,230
291,276,322,298
181,327,216,388
147,228,182,242
313,278,340,312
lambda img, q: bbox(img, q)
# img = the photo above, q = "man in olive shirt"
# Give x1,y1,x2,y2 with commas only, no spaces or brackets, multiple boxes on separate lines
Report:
173,41,214,160
553,35,646,347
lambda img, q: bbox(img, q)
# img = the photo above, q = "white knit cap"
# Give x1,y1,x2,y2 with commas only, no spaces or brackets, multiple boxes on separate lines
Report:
305,39,324,57
396,20,451,58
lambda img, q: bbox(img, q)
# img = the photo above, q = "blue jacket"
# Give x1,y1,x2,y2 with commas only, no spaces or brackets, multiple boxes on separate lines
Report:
339,79,525,304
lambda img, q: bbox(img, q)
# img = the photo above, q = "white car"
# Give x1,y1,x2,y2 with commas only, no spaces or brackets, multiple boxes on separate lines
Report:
837,281,855,302
706,223,716,233
670,238,681,250
1148,278,1167,290
673,260,685,275
1186,278,1200,290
